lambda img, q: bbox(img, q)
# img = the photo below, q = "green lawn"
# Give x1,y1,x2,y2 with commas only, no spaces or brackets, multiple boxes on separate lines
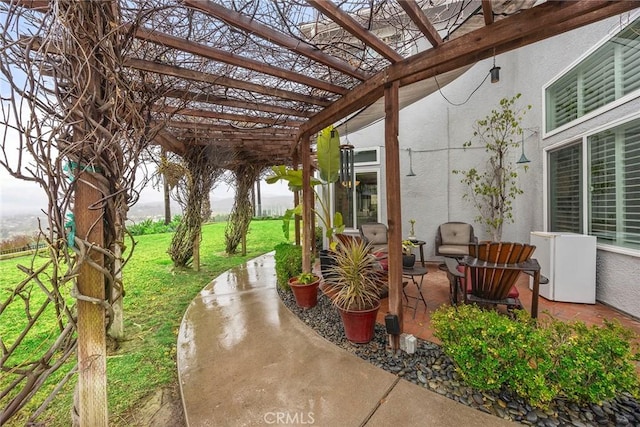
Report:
0,219,288,426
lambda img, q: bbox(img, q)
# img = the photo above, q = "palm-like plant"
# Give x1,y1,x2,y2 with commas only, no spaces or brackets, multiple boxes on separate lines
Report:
325,239,383,311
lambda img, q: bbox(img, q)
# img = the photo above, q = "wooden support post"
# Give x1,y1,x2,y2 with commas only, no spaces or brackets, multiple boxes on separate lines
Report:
301,136,313,273
75,172,108,427
384,81,403,350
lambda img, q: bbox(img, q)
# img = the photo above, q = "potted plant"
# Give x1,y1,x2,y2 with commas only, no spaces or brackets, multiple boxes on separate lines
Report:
288,272,321,309
266,126,345,278
408,219,416,240
402,240,416,268
324,239,385,343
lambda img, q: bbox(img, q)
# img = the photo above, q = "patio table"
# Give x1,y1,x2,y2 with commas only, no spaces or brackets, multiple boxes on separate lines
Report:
402,266,428,318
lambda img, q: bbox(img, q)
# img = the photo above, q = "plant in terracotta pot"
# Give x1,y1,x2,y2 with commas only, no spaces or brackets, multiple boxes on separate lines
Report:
288,272,321,309
324,238,385,344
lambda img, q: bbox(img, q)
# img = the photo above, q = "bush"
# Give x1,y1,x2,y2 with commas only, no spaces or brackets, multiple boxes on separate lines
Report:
0,234,36,252
432,304,640,408
273,243,302,290
127,216,182,236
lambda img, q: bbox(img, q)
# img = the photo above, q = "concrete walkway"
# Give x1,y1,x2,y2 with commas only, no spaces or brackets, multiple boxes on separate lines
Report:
177,253,515,426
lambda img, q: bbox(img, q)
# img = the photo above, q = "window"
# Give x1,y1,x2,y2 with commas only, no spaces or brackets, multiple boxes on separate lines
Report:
548,118,640,250
335,171,379,229
545,17,640,132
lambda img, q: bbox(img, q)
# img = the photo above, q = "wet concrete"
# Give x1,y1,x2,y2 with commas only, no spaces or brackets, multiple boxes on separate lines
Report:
177,253,515,426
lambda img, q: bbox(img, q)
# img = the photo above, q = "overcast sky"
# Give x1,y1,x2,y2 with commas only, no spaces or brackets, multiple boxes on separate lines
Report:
0,164,291,218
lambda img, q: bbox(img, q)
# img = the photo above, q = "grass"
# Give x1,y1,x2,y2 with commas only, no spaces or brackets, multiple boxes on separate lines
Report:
0,219,288,426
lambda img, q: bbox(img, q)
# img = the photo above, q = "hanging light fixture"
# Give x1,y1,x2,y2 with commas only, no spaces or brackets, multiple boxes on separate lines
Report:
516,133,531,164
407,148,416,176
490,51,500,83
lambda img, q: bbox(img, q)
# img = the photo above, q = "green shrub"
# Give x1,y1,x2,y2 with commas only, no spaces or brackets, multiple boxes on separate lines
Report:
432,304,640,408
127,216,182,236
274,243,302,290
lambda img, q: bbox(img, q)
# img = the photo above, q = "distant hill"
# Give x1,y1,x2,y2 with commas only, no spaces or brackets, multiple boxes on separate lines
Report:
0,194,294,239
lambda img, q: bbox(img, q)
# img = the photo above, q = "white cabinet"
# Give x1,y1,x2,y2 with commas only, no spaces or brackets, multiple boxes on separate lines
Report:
529,232,596,304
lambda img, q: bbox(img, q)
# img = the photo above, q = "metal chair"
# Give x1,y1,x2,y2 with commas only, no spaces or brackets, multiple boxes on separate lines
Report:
358,222,388,253
435,222,478,258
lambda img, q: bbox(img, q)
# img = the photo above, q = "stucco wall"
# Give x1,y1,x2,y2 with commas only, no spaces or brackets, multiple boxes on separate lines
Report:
346,12,640,318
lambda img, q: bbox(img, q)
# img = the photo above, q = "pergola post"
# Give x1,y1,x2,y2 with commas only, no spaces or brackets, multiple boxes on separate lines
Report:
384,81,403,350
301,136,313,272
74,172,108,426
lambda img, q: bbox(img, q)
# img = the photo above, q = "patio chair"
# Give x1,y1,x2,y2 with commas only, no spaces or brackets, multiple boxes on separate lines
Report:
358,222,388,253
435,222,478,258
445,241,542,318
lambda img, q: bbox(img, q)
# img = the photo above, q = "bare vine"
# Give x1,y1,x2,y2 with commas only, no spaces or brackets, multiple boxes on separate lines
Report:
225,164,264,255
0,1,170,423
167,145,229,267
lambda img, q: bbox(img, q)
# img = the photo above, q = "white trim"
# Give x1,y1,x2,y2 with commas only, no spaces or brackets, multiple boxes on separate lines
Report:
353,146,380,166
542,11,640,138
596,243,640,258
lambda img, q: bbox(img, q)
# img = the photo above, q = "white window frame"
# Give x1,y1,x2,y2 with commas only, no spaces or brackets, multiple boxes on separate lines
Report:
353,146,381,167
542,12,640,139
543,111,640,258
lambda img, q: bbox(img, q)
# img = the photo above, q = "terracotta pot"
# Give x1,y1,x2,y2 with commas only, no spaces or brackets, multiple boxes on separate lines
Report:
337,302,381,344
288,277,319,309
319,281,338,302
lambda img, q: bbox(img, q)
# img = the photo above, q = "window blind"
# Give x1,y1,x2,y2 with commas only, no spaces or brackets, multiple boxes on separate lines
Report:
589,131,617,243
545,17,640,132
549,144,582,233
623,122,640,248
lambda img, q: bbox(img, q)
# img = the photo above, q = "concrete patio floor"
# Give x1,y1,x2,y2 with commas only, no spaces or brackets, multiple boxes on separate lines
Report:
176,253,517,426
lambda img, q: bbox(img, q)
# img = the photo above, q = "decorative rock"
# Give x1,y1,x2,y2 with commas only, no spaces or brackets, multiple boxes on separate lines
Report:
525,411,538,423
615,414,630,425
417,372,427,384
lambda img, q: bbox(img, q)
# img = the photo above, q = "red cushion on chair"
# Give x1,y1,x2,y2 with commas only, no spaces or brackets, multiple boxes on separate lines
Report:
373,251,388,270
461,266,520,298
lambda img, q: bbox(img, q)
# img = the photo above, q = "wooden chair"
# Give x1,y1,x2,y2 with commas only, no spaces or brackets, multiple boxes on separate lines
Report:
445,242,542,318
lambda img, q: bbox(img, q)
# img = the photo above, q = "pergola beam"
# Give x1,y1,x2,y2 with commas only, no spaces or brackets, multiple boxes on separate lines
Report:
156,106,304,127
306,0,404,63
162,89,315,118
133,26,348,95
178,132,296,142
482,0,494,26
183,0,369,81
164,121,297,137
125,58,332,107
398,0,443,47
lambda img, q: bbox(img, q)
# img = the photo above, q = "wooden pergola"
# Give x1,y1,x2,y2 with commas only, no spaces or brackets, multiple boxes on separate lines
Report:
4,1,639,425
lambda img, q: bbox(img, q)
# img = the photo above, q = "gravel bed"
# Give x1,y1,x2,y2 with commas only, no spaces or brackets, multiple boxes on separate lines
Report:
277,287,640,427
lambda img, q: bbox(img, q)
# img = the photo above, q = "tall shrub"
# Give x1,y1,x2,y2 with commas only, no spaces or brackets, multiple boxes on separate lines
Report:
453,94,531,241
274,243,303,290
